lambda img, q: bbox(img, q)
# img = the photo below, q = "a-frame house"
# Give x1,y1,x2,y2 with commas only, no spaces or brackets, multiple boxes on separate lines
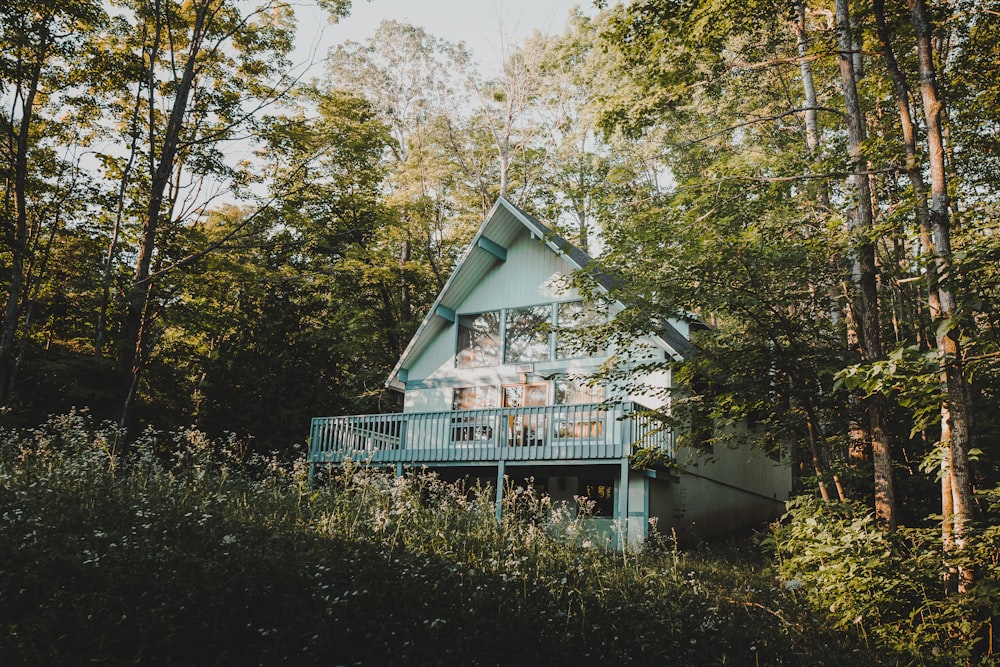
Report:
310,198,791,545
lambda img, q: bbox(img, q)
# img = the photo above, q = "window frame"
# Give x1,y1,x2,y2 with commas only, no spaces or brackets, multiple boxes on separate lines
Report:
503,304,553,365
456,310,501,369
454,300,606,369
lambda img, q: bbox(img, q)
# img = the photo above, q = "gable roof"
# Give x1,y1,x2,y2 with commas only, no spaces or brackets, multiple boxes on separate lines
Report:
385,197,694,391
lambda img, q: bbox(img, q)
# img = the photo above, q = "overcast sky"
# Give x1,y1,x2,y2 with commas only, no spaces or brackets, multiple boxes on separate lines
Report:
291,0,597,74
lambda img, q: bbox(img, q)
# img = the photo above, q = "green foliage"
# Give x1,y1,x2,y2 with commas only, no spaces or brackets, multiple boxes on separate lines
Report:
772,496,1000,666
835,346,944,437
0,412,880,665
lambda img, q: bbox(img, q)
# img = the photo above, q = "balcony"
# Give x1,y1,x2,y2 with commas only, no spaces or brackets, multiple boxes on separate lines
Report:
308,402,672,467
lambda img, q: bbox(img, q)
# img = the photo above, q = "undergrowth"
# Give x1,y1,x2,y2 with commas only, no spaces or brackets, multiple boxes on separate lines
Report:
0,411,990,665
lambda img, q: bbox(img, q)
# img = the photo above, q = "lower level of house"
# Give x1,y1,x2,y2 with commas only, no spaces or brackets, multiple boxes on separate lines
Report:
406,461,787,546
308,402,790,546
309,455,788,548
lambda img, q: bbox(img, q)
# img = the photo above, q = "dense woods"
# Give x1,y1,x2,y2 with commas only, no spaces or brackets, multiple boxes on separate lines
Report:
1,0,999,661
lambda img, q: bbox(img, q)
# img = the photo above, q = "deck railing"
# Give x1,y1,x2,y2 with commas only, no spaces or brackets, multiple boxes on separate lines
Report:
308,402,672,466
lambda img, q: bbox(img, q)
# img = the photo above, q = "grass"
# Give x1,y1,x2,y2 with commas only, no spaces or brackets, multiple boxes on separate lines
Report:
0,411,944,665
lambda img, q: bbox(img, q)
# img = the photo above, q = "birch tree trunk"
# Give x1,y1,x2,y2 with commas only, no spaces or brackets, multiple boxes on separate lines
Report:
835,0,897,530
908,0,975,585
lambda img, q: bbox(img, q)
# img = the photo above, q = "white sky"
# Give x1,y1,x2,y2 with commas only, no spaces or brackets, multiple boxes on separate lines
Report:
290,0,596,75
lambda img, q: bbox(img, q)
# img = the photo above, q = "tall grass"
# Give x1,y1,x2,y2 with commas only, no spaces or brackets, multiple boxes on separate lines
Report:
0,411,883,665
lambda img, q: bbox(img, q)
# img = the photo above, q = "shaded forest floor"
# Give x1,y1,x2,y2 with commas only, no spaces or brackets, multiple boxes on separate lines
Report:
0,413,994,666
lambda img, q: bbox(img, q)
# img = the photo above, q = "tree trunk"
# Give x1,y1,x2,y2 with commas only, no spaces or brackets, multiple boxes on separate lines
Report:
909,0,975,568
399,238,412,323
835,0,897,530
0,34,47,405
796,5,820,157
872,0,940,319
98,76,147,359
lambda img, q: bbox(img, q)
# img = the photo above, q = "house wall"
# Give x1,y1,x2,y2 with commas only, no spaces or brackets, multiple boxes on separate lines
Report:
403,233,581,408
645,451,790,543
672,473,786,540
676,441,792,503
461,231,580,312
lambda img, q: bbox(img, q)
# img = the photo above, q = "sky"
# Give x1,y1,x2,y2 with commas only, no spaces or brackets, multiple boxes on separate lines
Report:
291,0,596,75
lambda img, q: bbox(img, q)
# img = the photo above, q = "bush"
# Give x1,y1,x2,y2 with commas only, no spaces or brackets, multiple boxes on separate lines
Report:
771,495,1000,666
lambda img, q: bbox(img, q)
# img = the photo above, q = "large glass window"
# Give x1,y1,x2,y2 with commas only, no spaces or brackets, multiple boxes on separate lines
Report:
457,311,500,368
554,377,605,439
503,383,548,446
554,376,604,405
504,305,551,364
452,386,499,410
451,386,499,442
556,301,605,359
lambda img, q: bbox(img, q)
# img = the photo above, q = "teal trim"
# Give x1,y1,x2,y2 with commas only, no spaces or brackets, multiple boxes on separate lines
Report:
618,459,629,523
476,236,508,261
308,403,672,468
398,368,409,383
435,305,456,323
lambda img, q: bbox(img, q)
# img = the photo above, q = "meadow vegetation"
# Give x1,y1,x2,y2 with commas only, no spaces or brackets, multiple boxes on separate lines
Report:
0,412,995,666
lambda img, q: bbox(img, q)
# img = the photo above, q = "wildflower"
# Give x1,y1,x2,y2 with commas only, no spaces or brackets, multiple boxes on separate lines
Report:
783,579,803,591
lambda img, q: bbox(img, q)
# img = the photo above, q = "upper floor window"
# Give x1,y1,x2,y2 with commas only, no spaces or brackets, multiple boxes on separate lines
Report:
455,301,604,368
556,301,606,360
457,311,500,368
554,376,605,404
504,305,551,364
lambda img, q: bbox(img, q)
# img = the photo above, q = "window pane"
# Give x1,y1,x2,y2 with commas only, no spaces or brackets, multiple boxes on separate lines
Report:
452,387,498,443
579,478,615,516
555,376,604,405
504,305,551,363
457,311,500,368
556,301,605,359
453,386,499,410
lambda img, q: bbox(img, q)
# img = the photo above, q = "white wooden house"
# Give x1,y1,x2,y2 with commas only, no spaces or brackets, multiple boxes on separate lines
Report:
309,198,791,545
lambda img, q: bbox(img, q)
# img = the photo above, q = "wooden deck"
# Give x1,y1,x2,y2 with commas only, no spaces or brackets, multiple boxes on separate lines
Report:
309,402,672,466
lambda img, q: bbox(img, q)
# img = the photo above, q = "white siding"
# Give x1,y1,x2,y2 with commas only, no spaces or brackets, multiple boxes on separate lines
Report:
676,442,793,501
460,233,580,313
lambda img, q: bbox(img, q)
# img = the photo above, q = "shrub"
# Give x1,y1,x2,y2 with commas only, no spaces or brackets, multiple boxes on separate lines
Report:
771,495,1000,666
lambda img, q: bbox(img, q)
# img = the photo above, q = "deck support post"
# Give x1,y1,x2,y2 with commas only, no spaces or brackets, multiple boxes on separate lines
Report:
395,462,403,477
495,461,506,523
618,458,629,548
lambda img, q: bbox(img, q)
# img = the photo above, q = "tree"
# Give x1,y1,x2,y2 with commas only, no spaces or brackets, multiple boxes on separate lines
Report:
834,0,897,529
324,21,481,301
0,0,107,405
523,9,652,254
111,0,298,425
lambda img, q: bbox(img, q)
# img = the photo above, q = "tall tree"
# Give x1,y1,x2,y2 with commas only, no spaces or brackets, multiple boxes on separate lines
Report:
112,0,297,425
591,0,874,502
835,0,897,529
0,0,106,405
907,0,975,583
525,9,649,254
